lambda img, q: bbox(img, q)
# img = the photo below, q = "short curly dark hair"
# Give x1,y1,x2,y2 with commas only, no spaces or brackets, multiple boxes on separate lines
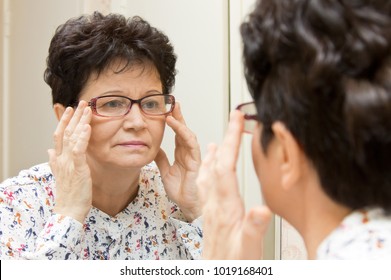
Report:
241,0,391,211
44,12,177,106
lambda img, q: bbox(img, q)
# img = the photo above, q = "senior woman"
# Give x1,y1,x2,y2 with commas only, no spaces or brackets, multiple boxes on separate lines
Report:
0,12,202,260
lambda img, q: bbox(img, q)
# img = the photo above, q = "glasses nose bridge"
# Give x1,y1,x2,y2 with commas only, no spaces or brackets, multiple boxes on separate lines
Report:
124,96,143,115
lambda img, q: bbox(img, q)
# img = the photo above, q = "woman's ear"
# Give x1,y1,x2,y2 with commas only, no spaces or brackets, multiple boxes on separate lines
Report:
53,103,66,121
272,121,304,190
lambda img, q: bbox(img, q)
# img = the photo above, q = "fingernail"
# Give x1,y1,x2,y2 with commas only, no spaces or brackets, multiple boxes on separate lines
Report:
64,107,72,115
77,100,87,109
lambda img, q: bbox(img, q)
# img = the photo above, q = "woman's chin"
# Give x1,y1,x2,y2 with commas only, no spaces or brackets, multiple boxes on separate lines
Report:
114,158,154,170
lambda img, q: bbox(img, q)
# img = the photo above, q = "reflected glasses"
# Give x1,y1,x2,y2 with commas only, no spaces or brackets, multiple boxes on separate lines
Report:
88,94,175,117
236,102,258,133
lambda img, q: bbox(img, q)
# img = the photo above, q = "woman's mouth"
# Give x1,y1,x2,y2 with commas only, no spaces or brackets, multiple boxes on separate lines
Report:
118,140,148,148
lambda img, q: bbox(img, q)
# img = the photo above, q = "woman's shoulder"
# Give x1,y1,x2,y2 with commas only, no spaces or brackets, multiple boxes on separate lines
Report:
317,208,391,259
0,162,54,200
1,163,53,186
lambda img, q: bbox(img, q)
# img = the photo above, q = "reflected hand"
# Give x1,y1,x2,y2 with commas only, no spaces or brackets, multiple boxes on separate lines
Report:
48,101,92,223
197,110,272,259
155,103,201,222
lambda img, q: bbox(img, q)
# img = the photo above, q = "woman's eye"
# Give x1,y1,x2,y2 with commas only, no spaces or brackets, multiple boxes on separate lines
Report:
143,101,159,109
102,100,125,108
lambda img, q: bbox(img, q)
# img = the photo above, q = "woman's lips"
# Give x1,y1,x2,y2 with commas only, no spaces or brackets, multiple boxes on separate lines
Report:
118,140,148,147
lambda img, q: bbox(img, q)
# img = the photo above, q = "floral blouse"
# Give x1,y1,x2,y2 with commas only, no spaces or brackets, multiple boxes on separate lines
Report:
317,208,391,259
0,162,203,260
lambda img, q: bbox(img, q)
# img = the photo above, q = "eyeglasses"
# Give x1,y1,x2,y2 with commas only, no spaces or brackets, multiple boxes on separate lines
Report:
87,94,175,117
236,101,258,133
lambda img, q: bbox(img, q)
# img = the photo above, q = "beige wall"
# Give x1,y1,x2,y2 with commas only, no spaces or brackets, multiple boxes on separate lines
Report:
3,0,82,178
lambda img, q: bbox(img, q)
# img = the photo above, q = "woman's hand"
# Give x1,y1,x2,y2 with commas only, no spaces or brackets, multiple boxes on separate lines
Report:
48,101,93,223
154,103,201,222
197,110,272,259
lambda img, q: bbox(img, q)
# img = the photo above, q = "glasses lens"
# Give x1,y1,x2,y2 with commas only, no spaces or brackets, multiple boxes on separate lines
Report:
95,96,130,117
240,102,257,115
238,102,257,133
244,119,257,133
140,95,174,115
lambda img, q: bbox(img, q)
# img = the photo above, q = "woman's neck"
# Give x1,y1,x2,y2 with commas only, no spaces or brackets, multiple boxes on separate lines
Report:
283,171,352,260
298,186,352,259
90,164,142,217
302,205,351,259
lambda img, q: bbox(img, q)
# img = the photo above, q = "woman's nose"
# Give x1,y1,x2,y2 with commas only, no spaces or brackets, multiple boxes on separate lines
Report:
122,104,147,130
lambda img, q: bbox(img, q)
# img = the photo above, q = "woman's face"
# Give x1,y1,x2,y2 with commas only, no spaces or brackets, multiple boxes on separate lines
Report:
79,61,166,170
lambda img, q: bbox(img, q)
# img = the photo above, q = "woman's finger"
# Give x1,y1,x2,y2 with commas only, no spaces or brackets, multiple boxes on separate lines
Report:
154,148,170,177
53,107,73,156
47,148,57,176
215,110,244,172
170,102,186,125
71,107,92,167
62,101,88,153
72,107,92,141
166,113,197,144
197,143,218,201
240,206,272,259
72,124,92,169
166,113,201,163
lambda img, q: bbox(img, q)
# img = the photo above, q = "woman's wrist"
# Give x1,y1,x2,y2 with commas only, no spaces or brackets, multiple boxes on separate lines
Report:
180,206,202,223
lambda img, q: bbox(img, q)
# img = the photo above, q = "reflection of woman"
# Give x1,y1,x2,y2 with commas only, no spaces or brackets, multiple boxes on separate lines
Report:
0,12,202,260
198,0,391,259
